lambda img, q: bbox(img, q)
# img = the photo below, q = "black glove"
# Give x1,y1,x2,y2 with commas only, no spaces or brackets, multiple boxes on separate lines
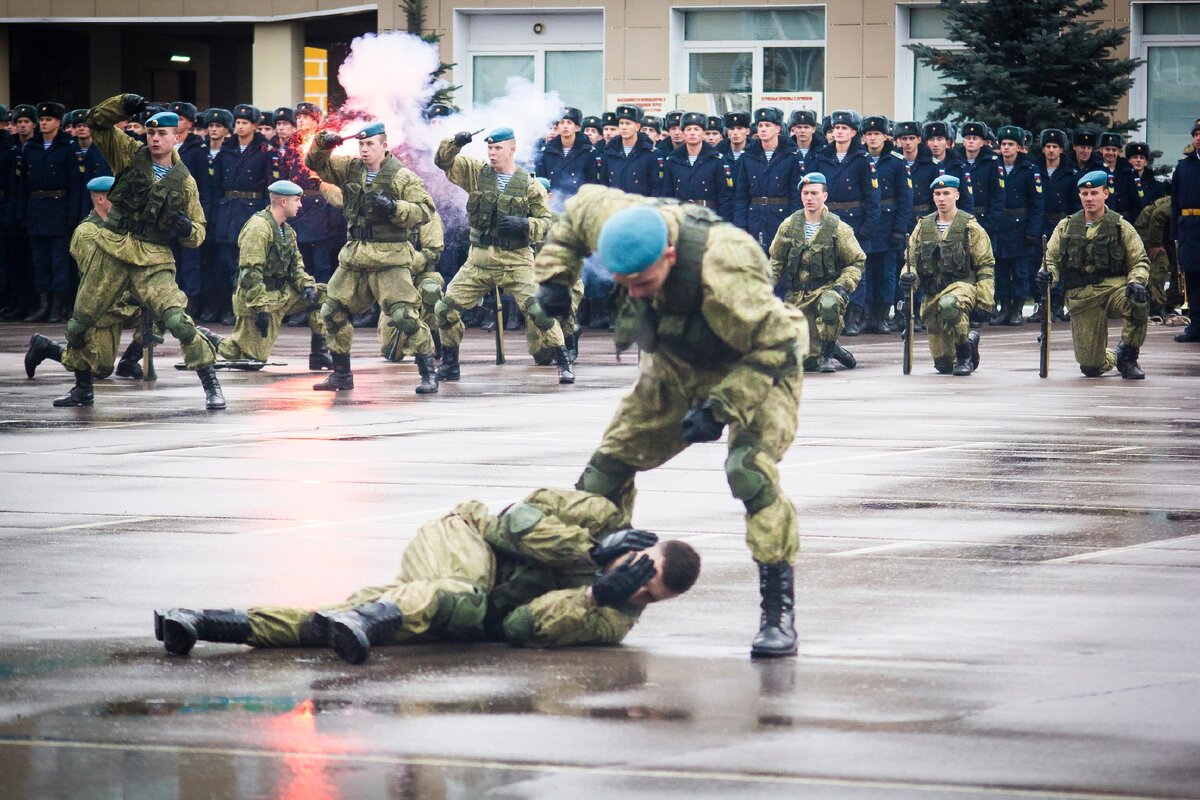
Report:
1125,282,1149,304
254,311,271,337
898,271,917,291
172,212,193,239
122,93,148,118
453,130,474,148
373,194,396,218
589,529,660,567
536,282,571,318
832,285,850,303
497,215,528,238
1034,269,1052,293
592,554,657,607
303,287,319,309
681,401,725,444
315,131,343,150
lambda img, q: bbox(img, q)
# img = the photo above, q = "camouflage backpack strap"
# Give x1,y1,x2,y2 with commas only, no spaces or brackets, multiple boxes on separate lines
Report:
660,205,720,314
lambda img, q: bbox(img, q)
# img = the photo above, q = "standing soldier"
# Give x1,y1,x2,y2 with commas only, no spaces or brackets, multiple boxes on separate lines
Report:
659,110,684,157
769,173,865,372
898,175,994,375
601,111,619,145
956,122,1005,252
434,127,572,383
196,108,232,323
1124,141,1166,223
1096,132,1136,219
894,121,922,171
1035,129,1081,322
534,107,596,202
641,116,664,147
989,125,1044,327
199,180,332,371
909,121,974,220
169,102,208,313
534,184,807,658
1036,171,1152,378
788,109,821,172
65,109,112,223
278,111,343,290
598,104,662,198
306,122,439,394
256,111,277,144
704,116,725,149
581,116,604,148
1170,122,1200,343
0,107,20,319
658,111,734,221
21,102,77,324
1069,129,1100,170
718,111,752,167
273,108,296,154
64,97,224,408
733,107,801,257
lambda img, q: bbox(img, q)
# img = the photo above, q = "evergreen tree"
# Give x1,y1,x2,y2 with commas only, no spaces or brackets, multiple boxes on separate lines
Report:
402,0,460,110
908,0,1142,133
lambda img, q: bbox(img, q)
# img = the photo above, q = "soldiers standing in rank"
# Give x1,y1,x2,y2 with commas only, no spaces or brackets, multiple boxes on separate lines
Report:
770,173,866,372
168,102,208,313
899,175,994,376
1124,141,1166,223
196,108,232,323
434,126,573,384
64,109,112,223
1034,129,1081,322
200,180,332,370
601,111,619,145
642,116,664,148
19,101,77,324
598,104,662,197
306,122,439,394
1069,129,1100,171
717,111,751,167
0,106,23,320
1096,132,1136,219
658,112,734,221
956,122,1005,258
909,121,974,219
733,107,802,257
893,121,922,170
658,110,684,157
788,109,821,171
534,107,597,202
581,116,604,147
811,109,881,336
988,125,1043,327
1170,121,1200,343
1037,170,1152,379
704,116,725,149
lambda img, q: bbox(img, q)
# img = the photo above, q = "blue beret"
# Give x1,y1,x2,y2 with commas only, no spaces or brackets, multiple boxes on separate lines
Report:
930,174,961,190
1077,170,1110,189
356,121,386,139
485,127,514,144
86,176,115,192
535,176,551,191
267,180,303,196
598,206,668,275
800,173,827,186
145,111,180,129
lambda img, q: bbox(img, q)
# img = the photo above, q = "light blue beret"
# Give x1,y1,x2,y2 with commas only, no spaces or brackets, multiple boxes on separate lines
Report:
1077,170,1110,190
356,121,386,139
800,172,827,186
598,206,669,275
86,176,115,192
267,180,303,196
930,174,960,190
485,127,515,144
145,111,179,129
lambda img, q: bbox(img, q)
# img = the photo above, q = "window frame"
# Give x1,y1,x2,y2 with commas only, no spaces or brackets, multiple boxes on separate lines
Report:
1129,0,1200,166
895,3,963,122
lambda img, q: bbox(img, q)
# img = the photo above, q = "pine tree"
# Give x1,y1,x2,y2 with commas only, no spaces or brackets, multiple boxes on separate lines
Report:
402,0,460,110
908,0,1143,133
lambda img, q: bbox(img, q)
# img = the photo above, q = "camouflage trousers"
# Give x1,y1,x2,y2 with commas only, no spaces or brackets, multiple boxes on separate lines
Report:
60,299,141,377
1067,278,1149,373
581,350,802,565
920,281,976,361
787,285,846,359
71,249,215,370
218,283,327,362
248,502,497,648
324,264,433,357
379,271,442,360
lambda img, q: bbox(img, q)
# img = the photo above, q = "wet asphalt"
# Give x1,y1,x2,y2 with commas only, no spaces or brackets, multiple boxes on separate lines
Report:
1,316,1198,799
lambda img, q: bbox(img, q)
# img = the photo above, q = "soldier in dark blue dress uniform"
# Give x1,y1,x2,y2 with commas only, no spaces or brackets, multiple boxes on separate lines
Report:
1124,141,1167,223
658,111,734,221
535,107,599,203
1035,128,1081,321
988,125,1044,326
1096,131,1136,220
598,104,661,197
1171,122,1200,343
20,102,79,323
733,107,802,257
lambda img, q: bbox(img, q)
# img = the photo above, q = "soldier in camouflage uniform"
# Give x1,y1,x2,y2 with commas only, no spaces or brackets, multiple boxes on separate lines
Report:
534,184,805,659
62,96,224,409
379,208,445,361
769,173,866,373
24,175,145,402
154,488,701,664
199,180,333,371
1133,194,1179,319
899,175,995,376
434,127,573,384
1037,170,1152,379
306,122,439,394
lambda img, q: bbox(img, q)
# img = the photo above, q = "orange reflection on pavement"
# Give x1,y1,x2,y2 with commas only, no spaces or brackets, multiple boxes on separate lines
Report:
265,698,341,800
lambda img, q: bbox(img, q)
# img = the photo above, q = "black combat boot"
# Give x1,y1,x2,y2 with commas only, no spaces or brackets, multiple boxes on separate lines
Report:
309,333,334,371
751,562,798,658
988,301,1007,326
115,340,144,379
933,357,953,374
154,608,251,656
1028,304,1045,324
53,370,94,407
197,326,223,350
1004,300,1024,326
24,293,50,323
1115,343,1145,380
313,352,354,391
312,601,403,664
860,305,881,335
968,329,981,371
952,341,974,376
817,341,837,373
415,353,439,394
555,346,575,384
1052,302,1070,322
436,345,460,381
842,304,864,336
830,341,857,369
198,366,227,409
25,333,64,378
46,292,65,324
565,324,581,364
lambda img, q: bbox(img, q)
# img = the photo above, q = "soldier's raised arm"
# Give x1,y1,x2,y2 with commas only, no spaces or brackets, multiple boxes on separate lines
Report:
535,185,648,288
85,94,146,175
435,133,483,191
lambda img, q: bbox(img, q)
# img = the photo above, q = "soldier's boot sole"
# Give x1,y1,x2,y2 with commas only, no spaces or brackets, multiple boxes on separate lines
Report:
313,374,354,391
115,358,144,380
53,387,94,407
330,618,372,665
154,610,198,656
831,343,856,369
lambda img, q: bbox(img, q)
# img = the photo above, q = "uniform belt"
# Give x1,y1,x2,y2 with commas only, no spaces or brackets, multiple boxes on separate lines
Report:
264,277,286,291
225,191,260,200
349,224,418,243
750,196,789,206
827,201,861,211
30,190,66,199
302,189,322,197
879,199,895,210
469,227,528,249
687,199,716,208
1182,209,1200,216
913,203,932,214
1005,207,1028,216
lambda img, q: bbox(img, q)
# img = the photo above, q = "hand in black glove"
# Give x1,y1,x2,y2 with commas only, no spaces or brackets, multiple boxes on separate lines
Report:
303,287,320,309
592,554,657,607
497,215,528,238
681,400,725,444
1034,269,1052,293
373,194,396,218
832,284,850,303
452,130,474,148
254,311,271,337
589,529,660,567
898,270,916,291
315,131,343,150
173,212,193,239
1125,282,1150,304
122,94,148,118
536,282,571,318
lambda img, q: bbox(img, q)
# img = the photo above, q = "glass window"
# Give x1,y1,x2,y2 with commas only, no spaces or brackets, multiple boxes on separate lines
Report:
1147,46,1200,161
689,52,753,94
545,50,603,114
473,55,534,106
909,7,951,39
913,60,944,122
1144,3,1200,36
683,9,824,42
763,47,824,93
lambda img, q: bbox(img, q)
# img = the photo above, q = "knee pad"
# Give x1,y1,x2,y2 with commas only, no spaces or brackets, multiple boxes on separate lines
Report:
938,294,962,325
434,298,461,328
1080,365,1103,377
387,305,421,336
320,300,349,327
64,313,93,349
416,274,443,308
725,436,777,515
160,307,197,343
437,589,488,638
817,291,842,324
523,298,556,332
576,452,636,501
